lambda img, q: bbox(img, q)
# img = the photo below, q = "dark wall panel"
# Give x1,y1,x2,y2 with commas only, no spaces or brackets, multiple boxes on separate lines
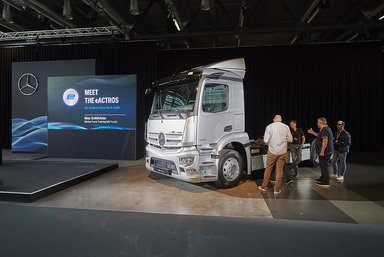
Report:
157,43,383,152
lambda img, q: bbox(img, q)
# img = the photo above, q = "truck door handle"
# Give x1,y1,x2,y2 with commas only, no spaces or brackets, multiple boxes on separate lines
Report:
224,125,232,132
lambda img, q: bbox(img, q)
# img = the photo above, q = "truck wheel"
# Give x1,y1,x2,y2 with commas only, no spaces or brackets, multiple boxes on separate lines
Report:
215,149,244,188
310,139,320,167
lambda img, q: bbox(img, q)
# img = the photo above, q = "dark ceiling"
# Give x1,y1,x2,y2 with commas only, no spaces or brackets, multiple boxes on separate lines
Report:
0,0,384,48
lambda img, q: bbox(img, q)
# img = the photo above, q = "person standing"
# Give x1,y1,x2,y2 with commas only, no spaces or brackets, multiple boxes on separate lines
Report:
331,121,351,181
308,117,334,187
259,115,293,195
287,120,306,178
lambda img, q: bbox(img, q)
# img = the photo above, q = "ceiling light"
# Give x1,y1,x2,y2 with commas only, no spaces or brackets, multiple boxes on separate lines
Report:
201,0,210,11
130,0,140,16
2,3,13,23
63,0,73,20
379,14,384,20
172,18,181,31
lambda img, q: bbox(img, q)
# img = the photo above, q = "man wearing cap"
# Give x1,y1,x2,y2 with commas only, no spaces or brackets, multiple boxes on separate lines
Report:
331,121,351,181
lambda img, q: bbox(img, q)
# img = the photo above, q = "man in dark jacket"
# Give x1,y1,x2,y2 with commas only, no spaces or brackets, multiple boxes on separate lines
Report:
331,120,351,182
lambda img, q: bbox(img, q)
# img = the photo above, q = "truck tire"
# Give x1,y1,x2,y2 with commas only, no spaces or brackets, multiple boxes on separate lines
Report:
215,149,244,188
310,139,333,167
310,139,320,167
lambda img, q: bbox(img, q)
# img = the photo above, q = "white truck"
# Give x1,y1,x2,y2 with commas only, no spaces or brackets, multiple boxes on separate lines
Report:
145,58,311,188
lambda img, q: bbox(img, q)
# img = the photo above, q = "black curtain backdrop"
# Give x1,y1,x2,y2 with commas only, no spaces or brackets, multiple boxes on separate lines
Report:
1,42,382,155
0,42,157,158
157,42,383,152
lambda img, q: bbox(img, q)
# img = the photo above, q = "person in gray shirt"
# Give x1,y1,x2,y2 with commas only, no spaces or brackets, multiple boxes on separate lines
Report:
286,120,306,180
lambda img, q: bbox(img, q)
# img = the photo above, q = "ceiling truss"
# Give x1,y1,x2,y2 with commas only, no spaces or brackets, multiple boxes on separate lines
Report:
0,0,383,48
0,26,119,41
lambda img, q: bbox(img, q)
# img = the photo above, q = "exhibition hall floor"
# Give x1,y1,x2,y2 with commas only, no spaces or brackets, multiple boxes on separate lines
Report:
1,152,381,224
32,163,384,224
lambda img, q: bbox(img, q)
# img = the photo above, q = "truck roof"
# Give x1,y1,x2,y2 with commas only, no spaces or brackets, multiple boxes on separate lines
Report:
155,58,245,89
197,58,246,79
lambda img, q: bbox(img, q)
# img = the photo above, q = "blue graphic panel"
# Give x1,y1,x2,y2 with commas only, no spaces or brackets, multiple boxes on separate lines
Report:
12,116,48,152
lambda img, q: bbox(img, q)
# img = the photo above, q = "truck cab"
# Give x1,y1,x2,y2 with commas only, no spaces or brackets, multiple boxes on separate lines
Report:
145,58,311,188
145,58,250,187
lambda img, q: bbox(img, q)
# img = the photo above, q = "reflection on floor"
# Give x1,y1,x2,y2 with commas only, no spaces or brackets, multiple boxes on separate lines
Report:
28,161,272,219
256,165,384,224
21,160,384,225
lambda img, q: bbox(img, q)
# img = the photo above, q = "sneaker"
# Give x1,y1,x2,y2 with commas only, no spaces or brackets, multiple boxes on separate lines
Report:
274,189,282,195
258,186,268,192
314,178,322,182
336,176,344,181
316,181,330,187
285,179,294,185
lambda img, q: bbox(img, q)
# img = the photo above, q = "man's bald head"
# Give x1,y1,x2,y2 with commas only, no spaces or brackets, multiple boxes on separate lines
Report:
273,115,282,122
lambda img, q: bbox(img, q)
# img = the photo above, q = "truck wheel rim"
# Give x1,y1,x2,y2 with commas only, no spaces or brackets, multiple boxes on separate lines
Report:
223,157,240,182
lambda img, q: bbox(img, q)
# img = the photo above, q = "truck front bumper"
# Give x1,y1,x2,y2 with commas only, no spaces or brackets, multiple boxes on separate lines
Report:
145,145,218,183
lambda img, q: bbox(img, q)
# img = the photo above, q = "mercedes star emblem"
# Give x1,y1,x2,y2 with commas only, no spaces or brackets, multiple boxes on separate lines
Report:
18,73,39,96
158,133,166,146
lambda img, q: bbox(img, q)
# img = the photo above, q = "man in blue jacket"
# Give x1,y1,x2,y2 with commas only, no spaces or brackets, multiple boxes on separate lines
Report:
331,120,351,182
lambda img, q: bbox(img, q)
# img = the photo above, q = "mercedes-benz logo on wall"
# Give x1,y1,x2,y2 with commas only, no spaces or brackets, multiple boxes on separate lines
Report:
158,133,166,146
18,73,39,96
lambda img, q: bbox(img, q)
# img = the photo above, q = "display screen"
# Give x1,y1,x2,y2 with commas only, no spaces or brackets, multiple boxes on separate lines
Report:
47,74,137,160
48,75,136,131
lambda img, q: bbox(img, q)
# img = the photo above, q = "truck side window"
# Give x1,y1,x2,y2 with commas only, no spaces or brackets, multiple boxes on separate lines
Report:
202,84,229,113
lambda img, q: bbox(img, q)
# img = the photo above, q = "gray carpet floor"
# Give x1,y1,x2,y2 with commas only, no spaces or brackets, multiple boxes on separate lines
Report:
0,204,383,257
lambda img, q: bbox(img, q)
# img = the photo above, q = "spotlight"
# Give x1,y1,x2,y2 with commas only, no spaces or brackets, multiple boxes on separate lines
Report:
63,0,73,20
201,0,210,11
2,3,13,23
379,14,384,20
130,0,140,16
172,18,181,31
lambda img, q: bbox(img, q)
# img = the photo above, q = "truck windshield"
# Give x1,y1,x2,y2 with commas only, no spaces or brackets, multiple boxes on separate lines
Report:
151,80,199,114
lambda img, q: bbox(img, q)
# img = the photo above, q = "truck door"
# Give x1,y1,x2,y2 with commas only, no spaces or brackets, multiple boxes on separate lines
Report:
197,81,233,146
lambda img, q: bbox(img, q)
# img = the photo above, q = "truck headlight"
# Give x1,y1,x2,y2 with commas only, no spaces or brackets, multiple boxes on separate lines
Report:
179,156,195,167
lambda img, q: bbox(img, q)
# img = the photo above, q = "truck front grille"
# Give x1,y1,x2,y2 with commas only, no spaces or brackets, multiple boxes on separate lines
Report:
150,144,181,152
148,132,182,147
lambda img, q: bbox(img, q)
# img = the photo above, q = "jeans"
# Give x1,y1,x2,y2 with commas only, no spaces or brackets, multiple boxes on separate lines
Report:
331,151,348,176
319,154,331,184
272,163,290,182
288,145,302,176
262,151,287,191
